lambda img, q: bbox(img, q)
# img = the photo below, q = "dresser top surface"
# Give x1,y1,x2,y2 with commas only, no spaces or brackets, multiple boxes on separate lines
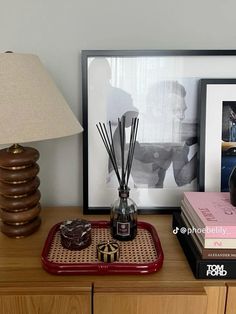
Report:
0,207,228,287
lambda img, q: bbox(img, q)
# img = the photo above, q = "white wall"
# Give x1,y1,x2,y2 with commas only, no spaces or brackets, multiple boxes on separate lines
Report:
0,0,236,206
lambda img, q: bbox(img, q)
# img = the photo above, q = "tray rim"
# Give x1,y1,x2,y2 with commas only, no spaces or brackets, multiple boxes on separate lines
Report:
41,220,164,275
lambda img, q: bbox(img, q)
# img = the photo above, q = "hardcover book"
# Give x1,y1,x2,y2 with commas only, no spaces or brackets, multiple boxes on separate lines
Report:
181,202,236,249
183,192,236,238
181,210,236,258
173,212,236,279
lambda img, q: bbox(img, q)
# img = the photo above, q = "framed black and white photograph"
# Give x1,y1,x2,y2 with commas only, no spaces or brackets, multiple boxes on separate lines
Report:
199,79,236,193
82,50,236,214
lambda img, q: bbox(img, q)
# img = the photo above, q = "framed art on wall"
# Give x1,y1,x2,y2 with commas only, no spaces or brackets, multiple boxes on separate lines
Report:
82,50,236,214
199,79,236,193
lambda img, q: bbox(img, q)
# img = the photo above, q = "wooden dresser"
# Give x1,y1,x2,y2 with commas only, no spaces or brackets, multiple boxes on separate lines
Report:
0,207,235,314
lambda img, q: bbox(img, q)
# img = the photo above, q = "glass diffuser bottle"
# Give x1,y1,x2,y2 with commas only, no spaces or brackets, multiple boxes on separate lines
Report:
96,117,139,241
110,185,137,241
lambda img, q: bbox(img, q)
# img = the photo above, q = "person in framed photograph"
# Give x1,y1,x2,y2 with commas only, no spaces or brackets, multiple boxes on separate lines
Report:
106,79,197,189
88,57,197,189
88,57,138,183
221,101,236,191
132,80,197,188
88,57,138,128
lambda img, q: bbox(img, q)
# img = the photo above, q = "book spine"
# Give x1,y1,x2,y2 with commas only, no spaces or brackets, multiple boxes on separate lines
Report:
198,260,236,279
202,250,236,259
182,199,236,239
182,198,205,230
183,193,236,238
203,238,236,249
173,213,236,279
180,211,236,259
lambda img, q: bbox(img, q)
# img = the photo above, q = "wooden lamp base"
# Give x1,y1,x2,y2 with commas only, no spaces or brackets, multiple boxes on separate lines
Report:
0,144,41,237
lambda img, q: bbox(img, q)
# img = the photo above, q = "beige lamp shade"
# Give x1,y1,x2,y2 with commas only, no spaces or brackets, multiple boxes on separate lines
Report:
0,53,83,145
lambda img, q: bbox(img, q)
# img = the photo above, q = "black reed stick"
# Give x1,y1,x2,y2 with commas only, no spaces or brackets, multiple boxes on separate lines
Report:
127,118,139,183
118,116,126,187
96,123,121,183
108,121,121,180
125,118,136,181
96,117,139,188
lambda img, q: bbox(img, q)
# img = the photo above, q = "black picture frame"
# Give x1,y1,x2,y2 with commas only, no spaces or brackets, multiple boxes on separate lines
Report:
82,50,236,214
199,78,236,193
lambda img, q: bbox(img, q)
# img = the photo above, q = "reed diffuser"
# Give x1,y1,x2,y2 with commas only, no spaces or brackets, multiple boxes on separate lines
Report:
96,117,139,241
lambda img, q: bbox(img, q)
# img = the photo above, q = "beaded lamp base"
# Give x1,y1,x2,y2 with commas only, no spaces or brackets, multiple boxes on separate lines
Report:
0,144,41,237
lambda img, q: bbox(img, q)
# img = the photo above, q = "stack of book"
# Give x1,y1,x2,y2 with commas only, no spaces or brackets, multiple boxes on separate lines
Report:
173,192,236,279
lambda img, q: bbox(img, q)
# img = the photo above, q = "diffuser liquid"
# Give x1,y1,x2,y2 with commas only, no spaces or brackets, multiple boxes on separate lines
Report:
110,190,138,241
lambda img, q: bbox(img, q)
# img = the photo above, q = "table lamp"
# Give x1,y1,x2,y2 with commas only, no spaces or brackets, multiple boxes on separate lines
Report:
0,52,83,237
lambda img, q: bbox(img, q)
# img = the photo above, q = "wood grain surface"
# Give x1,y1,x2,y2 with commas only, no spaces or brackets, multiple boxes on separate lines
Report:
0,207,232,314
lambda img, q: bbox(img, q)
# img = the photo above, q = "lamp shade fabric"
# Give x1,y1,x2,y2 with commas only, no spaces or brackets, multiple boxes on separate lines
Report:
0,53,83,145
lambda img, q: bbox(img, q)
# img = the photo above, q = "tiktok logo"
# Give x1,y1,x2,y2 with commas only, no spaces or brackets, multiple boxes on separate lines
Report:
173,227,179,234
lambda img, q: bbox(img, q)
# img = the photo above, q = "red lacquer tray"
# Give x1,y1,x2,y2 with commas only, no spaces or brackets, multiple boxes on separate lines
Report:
41,221,164,275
